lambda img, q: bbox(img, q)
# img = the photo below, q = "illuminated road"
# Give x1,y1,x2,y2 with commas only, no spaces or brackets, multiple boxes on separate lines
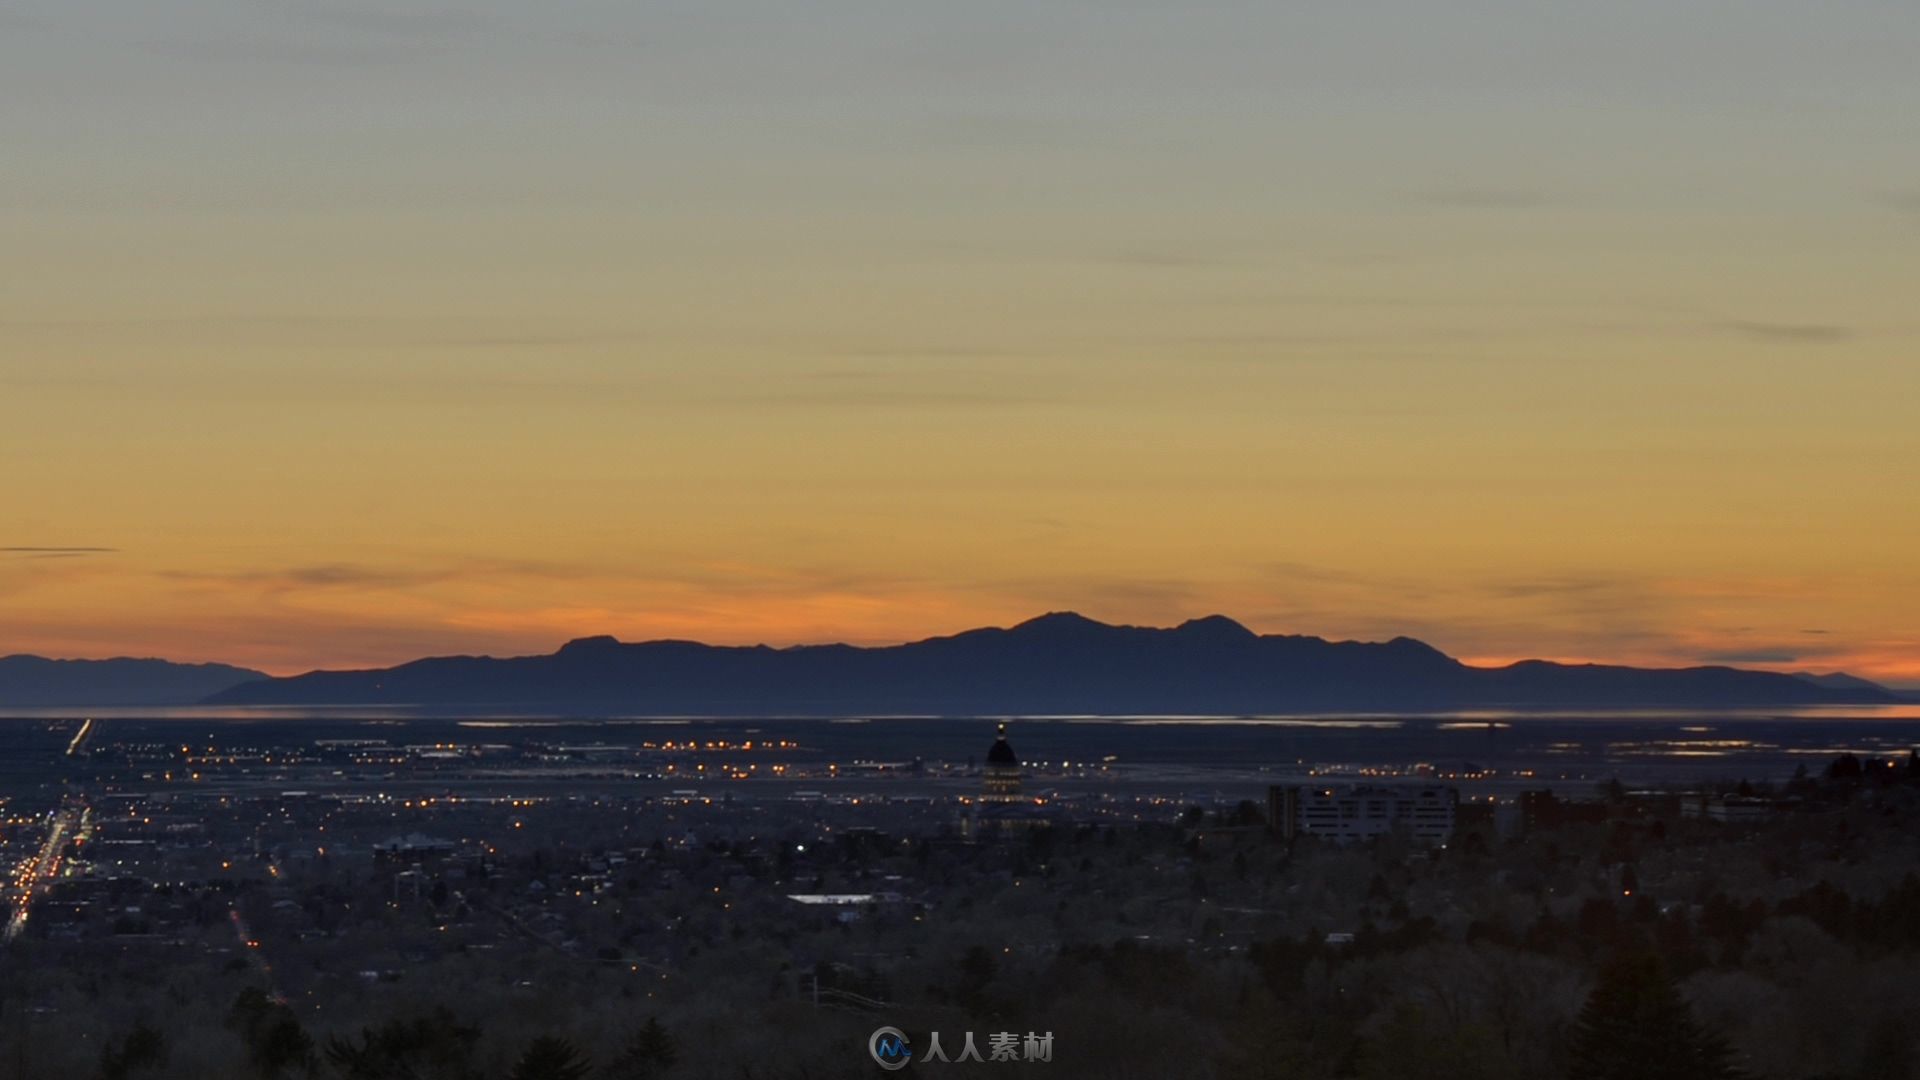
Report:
228,907,285,1001
4,801,87,945
65,718,97,757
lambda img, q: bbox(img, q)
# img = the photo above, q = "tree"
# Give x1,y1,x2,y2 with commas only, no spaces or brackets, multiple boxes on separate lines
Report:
226,988,314,1079
1358,1005,1518,1080
97,1022,168,1080
605,1018,678,1080
1568,955,1745,1080
507,1036,592,1080
325,1009,480,1080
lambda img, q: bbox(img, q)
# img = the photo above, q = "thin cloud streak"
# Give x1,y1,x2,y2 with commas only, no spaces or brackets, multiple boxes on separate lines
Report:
159,558,592,596
3,546,119,560
1722,321,1854,344
1698,650,1803,665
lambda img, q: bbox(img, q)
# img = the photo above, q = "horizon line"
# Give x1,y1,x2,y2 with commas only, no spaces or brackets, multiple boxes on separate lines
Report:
6,609,1910,690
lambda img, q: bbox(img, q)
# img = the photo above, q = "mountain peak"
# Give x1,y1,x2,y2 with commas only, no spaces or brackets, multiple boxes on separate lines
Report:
557,635,624,655
1010,611,1109,633
1175,614,1256,639
1791,670,1889,694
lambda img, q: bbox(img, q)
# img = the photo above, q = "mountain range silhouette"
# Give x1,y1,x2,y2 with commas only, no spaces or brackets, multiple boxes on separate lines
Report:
0,655,267,707
199,613,1899,713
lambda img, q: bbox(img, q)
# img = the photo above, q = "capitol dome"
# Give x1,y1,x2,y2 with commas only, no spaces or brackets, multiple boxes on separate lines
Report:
982,722,1023,803
986,722,1019,766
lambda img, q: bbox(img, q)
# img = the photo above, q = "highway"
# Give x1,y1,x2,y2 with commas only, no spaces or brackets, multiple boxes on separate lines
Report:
4,800,89,945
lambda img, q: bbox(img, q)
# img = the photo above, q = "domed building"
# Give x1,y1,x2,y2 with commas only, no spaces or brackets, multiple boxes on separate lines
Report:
960,722,1067,841
962,721,1053,838
982,722,1023,803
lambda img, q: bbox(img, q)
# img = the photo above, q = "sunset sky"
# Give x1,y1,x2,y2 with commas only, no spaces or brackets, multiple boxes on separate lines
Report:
3,1,1918,683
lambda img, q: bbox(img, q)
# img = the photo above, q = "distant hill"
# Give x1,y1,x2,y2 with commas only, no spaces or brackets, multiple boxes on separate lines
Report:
0,655,268,707
1790,671,1894,695
205,613,1897,714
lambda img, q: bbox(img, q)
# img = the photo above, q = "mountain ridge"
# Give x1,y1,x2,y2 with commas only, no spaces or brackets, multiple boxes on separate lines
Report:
0,655,268,707
202,613,1897,713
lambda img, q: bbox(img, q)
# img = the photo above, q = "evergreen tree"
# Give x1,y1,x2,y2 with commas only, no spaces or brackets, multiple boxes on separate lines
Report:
1568,955,1744,1080
325,1009,480,1080
1790,762,1813,789
605,1018,678,1080
508,1036,592,1080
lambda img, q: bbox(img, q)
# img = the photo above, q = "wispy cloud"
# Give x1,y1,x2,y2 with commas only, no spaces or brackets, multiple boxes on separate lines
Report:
160,558,588,595
2,546,119,559
1481,575,1625,601
1697,649,1801,665
1723,321,1854,344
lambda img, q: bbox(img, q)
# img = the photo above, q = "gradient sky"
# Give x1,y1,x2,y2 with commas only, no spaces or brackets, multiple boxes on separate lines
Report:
3,1,1919,683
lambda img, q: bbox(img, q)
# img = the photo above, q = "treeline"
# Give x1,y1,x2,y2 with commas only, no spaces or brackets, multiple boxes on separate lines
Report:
1777,875,1920,951
86,991,682,1080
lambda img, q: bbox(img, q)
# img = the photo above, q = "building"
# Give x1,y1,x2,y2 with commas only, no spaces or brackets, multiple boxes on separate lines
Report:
1269,784,1457,845
982,722,1023,803
1682,794,1776,824
963,723,1052,837
371,833,456,862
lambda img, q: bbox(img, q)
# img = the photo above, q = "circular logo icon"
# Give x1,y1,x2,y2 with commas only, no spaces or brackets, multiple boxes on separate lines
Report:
869,1026,912,1071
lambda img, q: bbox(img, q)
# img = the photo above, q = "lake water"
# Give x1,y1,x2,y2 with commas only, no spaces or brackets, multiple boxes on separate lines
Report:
3,707,1917,794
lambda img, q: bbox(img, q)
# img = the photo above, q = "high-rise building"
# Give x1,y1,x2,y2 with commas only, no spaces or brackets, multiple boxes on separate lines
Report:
1268,784,1456,845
